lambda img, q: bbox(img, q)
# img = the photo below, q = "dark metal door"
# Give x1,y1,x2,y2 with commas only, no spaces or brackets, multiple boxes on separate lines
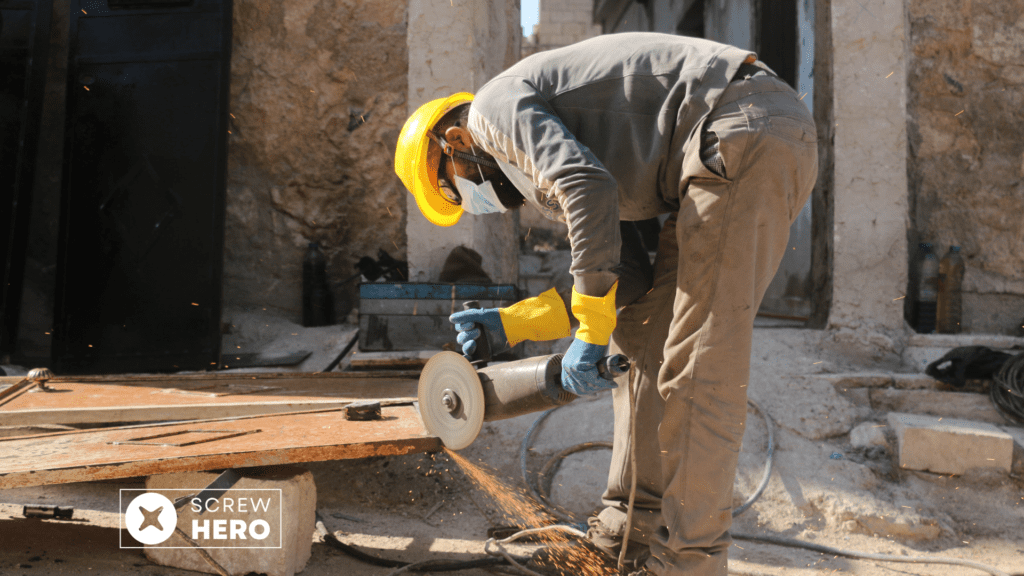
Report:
53,0,232,374
0,0,53,356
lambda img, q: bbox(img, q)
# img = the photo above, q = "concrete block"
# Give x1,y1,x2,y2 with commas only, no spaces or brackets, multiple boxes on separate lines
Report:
144,466,316,576
822,372,896,389
907,333,1024,349
887,412,1012,475
869,388,1005,425
1002,426,1024,475
849,421,888,448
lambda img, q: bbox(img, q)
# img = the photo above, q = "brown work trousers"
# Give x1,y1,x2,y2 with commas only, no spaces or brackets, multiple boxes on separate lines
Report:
598,74,818,575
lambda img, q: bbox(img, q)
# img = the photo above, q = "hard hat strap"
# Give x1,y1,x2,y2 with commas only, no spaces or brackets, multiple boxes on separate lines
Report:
426,131,500,170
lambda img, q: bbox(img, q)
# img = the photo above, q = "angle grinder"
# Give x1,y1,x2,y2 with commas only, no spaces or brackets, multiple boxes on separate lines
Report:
418,301,630,450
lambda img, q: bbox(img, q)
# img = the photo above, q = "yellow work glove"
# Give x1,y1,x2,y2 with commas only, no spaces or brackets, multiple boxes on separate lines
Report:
571,282,618,346
497,287,572,346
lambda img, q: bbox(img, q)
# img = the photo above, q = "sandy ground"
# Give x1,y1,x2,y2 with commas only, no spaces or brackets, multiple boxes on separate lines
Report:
2,315,1024,576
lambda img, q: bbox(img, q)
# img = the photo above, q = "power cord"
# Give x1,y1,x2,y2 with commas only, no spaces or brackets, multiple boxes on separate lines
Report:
518,399,775,523
315,513,522,572
520,399,1015,576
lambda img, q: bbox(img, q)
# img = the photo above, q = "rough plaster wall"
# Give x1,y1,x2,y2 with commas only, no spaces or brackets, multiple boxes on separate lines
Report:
828,0,910,353
907,0,1024,334
223,0,409,321
405,0,521,285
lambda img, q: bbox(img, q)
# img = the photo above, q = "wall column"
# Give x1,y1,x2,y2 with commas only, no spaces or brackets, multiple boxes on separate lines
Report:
828,0,910,349
405,0,521,285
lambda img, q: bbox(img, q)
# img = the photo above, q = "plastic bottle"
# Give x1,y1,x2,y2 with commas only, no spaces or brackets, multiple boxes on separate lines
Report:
937,246,965,334
302,243,333,327
915,243,939,333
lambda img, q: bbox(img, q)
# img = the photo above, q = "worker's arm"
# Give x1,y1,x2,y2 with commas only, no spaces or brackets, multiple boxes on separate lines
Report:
449,288,571,355
469,77,622,299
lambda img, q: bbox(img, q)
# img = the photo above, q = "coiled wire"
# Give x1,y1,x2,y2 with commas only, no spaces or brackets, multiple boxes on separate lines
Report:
991,351,1024,425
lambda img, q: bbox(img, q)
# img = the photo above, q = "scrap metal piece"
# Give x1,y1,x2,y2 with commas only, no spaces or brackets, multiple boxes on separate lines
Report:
345,400,382,421
0,378,33,407
27,367,55,393
23,505,74,520
418,352,484,450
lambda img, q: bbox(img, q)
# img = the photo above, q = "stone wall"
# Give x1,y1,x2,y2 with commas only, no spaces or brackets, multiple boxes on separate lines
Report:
223,0,409,322
523,0,602,57
907,0,1024,334
405,0,522,284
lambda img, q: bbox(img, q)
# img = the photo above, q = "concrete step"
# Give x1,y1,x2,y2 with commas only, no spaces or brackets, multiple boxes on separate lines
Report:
869,388,1005,426
903,333,1024,373
887,412,1013,475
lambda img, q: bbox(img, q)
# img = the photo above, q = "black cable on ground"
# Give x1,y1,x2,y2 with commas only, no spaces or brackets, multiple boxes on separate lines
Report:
316,514,526,572
730,532,1014,576
519,399,775,521
991,351,1024,425
535,441,613,517
523,399,1015,576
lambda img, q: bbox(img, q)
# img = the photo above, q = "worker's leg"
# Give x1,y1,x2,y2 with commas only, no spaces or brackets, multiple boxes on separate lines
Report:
647,77,818,576
596,215,679,549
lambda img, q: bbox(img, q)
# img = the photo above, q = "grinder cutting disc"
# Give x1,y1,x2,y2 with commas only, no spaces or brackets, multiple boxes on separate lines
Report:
418,351,484,450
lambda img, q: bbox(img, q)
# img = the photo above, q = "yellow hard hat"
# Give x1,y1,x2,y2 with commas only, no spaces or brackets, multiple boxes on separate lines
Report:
395,92,474,227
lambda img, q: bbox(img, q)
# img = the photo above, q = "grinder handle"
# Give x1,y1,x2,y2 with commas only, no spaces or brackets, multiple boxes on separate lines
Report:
461,301,492,364
596,354,630,380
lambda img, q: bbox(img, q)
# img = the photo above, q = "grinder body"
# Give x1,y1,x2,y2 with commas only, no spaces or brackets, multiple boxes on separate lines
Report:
417,351,628,449
477,354,575,422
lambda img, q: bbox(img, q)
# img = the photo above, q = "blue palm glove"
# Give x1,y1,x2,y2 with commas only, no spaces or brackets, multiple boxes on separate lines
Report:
561,338,617,396
449,308,506,357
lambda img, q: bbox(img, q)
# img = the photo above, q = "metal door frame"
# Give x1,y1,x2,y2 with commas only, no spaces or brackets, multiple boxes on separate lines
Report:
52,0,233,373
1,0,55,356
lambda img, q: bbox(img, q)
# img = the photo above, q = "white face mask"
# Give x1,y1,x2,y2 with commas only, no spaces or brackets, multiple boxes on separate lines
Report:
452,146,508,215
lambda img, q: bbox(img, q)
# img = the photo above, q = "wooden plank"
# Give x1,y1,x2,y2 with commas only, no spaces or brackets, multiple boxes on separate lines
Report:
0,377,418,426
0,405,440,489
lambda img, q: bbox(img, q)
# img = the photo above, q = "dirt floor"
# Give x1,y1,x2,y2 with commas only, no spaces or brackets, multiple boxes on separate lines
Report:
2,318,1024,576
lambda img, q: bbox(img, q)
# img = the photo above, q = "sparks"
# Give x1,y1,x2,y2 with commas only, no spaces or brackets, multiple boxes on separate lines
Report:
886,71,894,78
955,110,964,116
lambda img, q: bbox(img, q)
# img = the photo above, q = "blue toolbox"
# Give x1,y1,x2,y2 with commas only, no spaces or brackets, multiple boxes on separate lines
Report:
358,283,518,352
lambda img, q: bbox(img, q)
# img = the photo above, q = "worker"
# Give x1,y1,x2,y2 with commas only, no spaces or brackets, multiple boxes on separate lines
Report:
395,32,818,576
